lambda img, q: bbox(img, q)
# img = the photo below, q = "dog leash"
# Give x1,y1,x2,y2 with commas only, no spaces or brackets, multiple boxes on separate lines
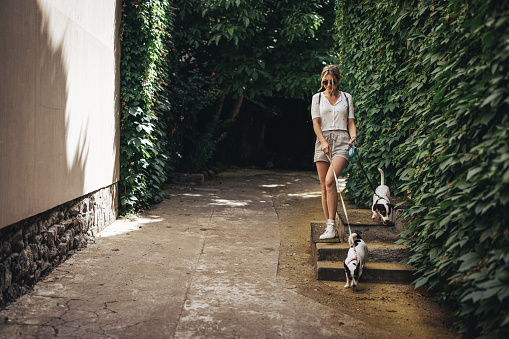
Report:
352,143,393,208
326,149,359,257
353,147,377,197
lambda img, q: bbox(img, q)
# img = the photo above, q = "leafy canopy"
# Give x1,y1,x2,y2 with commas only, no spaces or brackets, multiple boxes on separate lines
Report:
174,0,338,99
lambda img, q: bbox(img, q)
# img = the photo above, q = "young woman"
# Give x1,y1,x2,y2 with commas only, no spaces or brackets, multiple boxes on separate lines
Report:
311,65,357,239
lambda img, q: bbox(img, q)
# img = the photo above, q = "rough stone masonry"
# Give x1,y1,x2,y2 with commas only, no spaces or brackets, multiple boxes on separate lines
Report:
0,184,117,308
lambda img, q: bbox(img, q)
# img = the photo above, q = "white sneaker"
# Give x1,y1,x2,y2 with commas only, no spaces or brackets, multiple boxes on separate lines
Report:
319,223,337,239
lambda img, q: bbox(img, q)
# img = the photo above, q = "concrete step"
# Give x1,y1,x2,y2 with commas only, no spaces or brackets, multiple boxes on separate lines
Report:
310,201,413,284
337,206,383,227
311,221,398,244
336,203,407,242
313,242,409,263
315,261,415,284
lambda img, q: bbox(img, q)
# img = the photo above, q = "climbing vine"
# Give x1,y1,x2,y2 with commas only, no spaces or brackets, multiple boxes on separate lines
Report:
119,0,173,213
336,1,407,204
337,0,509,337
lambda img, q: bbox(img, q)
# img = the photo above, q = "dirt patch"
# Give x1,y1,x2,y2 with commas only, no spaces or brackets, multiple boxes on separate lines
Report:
271,171,457,338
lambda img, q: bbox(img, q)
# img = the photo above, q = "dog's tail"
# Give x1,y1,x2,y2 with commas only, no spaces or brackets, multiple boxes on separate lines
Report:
378,168,385,186
349,233,359,247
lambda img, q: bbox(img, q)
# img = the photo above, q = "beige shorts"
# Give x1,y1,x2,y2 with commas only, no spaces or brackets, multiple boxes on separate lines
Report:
314,130,351,162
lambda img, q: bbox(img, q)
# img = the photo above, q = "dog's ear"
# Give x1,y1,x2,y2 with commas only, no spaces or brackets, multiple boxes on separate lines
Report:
388,203,394,213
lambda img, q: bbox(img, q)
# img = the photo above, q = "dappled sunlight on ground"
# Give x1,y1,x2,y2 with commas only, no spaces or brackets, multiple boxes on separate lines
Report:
288,191,322,199
259,184,287,188
97,216,163,238
179,193,205,197
210,199,251,207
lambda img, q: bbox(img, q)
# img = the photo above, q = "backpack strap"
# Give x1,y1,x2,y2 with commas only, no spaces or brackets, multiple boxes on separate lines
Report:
344,92,349,116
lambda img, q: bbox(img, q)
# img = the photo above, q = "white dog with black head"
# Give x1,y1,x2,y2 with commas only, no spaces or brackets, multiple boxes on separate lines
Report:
344,233,368,288
371,168,394,226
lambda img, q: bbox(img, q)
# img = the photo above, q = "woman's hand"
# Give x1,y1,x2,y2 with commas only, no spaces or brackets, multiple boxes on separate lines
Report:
348,136,357,146
321,141,331,155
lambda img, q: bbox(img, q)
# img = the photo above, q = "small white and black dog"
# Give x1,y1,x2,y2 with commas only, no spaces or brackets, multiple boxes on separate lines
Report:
371,168,394,226
344,233,368,288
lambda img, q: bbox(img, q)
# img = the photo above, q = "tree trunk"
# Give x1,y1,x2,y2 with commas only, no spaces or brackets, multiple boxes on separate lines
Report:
213,88,226,121
229,95,244,122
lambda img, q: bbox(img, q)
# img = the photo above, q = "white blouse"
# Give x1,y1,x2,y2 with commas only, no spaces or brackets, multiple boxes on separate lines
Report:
311,91,355,131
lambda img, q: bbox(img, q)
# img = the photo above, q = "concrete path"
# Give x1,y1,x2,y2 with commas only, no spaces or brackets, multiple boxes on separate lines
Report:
0,169,381,338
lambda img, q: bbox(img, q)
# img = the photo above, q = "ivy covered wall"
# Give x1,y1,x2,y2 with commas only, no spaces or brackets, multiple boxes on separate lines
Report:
119,0,173,213
336,0,508,336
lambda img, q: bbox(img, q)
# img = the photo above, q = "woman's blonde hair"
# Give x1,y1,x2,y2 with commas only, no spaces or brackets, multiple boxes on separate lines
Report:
318,65,341,92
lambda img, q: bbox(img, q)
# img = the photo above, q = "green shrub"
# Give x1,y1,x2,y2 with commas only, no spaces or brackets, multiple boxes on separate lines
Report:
336,0,407,205
336,0,509,336
119,0,173,213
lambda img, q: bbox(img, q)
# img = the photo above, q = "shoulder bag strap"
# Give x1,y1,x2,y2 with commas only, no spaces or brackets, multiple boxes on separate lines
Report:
344,92,349,116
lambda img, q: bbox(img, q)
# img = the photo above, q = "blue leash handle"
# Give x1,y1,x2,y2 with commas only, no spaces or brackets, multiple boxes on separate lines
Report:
349,141,357,159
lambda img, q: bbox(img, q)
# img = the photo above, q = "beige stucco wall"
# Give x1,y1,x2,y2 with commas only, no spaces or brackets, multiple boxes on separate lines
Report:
0,0,121,229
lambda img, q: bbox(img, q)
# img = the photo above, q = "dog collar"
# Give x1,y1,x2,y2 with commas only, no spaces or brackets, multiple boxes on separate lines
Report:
375,197,389,205
346,257,357,265
375,197,394,210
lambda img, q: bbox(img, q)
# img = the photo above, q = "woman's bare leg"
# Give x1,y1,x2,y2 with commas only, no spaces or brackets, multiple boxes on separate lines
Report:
325,156,349,220
316,161,331,221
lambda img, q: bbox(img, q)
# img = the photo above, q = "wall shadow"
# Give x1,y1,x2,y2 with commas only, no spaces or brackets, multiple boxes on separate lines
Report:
0,0,121,308
0,0,122,228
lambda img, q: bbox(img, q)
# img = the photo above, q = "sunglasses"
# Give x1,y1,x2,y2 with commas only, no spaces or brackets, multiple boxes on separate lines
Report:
322,80,335,86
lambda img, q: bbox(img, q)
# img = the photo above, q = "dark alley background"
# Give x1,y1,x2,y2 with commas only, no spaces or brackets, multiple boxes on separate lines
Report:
217,97,317,171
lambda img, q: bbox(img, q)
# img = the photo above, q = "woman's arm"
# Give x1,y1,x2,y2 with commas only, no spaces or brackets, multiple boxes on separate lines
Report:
348,118,357,146
313,118,330,154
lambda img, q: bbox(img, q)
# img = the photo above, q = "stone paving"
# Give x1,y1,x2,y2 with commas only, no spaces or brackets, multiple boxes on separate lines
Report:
0,169,382,338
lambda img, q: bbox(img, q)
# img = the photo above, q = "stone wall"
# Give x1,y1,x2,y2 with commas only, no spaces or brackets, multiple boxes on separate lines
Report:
0,183,117,308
